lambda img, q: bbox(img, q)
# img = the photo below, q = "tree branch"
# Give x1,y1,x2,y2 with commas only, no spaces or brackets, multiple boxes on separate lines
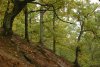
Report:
29,1,50,6
52,5,73,24
29,2,73,24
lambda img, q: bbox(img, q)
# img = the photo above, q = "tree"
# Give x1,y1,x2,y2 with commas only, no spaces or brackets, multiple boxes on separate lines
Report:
2,0,35,36
39,6,45,45
24,5,29,41
52,9,56,53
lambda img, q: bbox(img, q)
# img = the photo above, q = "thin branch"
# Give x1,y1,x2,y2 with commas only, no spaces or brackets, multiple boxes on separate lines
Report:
28,7,61,14
29,2,73,24
28,5,51,14
52,5,74,24
85,6,99,18
28,10,46,14
29,2,50,6
29,1,58,6
83,29,100,39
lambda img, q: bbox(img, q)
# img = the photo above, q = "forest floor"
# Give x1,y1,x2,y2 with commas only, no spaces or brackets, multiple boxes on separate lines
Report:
0,34,73,67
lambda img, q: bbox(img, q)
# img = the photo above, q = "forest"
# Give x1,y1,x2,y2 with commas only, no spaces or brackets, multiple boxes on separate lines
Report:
0,0,100,67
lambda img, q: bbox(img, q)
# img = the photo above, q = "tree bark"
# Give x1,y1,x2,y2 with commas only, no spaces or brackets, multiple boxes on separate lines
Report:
39,7,45,45
24,5,29,42
74,21,84,67
53,11,56,53
74,46,81,67
2,0,34,36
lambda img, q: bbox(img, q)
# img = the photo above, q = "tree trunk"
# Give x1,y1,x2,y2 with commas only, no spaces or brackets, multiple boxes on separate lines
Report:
53,11,56,53
74,46,80,67
2,0,34,36
24,5,29,42
39,7,45,45
74,21,84,67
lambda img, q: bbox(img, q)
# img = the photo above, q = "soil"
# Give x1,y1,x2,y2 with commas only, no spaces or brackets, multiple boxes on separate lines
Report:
0,35,73,67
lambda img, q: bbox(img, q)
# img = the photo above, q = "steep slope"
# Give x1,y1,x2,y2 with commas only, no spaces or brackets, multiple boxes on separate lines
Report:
0,35,73,67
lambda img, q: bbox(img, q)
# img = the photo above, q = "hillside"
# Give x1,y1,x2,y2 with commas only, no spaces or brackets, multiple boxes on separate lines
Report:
0,35,72,67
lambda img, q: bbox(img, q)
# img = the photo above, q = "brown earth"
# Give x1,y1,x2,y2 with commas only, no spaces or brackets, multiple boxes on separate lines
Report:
0,35,73,67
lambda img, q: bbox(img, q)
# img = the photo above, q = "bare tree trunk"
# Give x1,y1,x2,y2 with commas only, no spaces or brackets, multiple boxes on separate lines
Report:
74,21,84,67
74,46,81,67
53,11,56,53
24,5,29,42
39,7,45,45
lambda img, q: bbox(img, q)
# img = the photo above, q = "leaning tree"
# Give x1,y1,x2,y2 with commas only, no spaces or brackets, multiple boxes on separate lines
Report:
2,0,35,36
